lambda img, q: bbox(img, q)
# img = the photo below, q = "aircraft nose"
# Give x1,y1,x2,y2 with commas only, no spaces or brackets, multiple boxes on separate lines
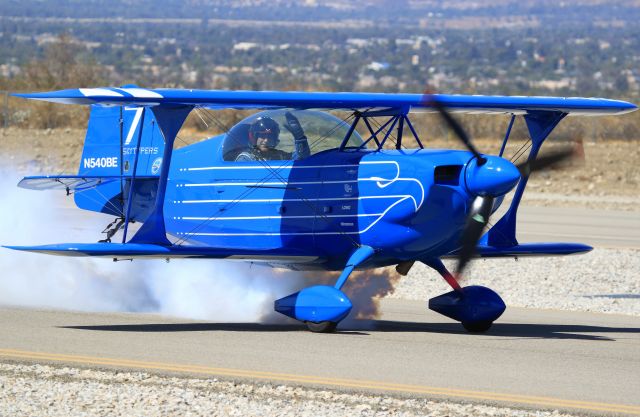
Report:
464,155,521,197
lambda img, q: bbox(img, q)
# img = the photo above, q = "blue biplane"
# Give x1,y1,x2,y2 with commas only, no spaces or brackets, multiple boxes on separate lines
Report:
6,87,637,332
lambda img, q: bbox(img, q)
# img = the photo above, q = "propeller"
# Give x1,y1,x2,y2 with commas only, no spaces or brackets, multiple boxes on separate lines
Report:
515,146,575,177
425,94,486,165
455,147,575,279
455,195,494,279
424,93,577,281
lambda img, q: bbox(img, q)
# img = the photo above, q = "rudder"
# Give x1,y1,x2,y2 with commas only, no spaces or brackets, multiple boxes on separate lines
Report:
75,105,165,218
78,105,165,177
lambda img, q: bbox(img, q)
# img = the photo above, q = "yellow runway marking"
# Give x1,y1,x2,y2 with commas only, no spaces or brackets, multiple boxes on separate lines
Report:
1,348,639,415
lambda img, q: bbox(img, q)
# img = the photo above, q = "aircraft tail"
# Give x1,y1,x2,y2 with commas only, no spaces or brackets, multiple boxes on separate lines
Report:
73,104,165,218
79,105,165,178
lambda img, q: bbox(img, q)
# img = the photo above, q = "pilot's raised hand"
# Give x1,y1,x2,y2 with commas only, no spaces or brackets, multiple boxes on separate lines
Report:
284,111,310,160
284,112,306,141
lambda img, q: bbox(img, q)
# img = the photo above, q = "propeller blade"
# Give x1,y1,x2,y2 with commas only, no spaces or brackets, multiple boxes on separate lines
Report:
426,93,495,281
428,91,576,283
455,147,574,280
455,195,494,278
425,94,486,164
516,146,575,176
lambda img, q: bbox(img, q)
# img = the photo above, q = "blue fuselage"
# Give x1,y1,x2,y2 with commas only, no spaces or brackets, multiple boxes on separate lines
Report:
164,136,484,270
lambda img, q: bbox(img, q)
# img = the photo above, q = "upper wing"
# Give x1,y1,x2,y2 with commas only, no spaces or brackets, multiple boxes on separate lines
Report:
14,88,637,116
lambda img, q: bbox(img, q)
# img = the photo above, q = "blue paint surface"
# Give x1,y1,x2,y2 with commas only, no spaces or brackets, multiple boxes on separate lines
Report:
429,285,506,324
274,285,352,323
9,102,614,270
10,89,634,328
14,88,637,115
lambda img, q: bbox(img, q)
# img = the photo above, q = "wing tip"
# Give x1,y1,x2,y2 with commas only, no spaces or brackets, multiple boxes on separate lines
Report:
2,245,31,252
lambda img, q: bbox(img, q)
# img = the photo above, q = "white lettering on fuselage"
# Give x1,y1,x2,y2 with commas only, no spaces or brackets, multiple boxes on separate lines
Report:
123,147,159,155
83,157,118,169
124,107,144,145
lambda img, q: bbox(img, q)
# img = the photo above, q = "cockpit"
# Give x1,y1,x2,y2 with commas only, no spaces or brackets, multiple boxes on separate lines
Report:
222,109,364,161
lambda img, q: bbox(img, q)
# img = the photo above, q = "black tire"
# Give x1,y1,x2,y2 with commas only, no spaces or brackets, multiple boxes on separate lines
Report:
462,320,493,333
306,321,338,333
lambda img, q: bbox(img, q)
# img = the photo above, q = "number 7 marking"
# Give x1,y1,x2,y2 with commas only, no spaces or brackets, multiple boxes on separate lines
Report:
124,107,144,146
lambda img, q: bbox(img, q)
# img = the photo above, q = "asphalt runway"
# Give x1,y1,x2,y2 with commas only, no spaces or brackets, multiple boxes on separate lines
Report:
0,204,638,415
0,301,639,415
517,206,640,249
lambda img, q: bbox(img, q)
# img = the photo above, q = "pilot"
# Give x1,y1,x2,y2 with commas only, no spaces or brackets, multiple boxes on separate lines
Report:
235,112,310,161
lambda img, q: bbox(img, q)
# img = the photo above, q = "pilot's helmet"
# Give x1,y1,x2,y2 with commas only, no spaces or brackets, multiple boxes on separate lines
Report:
249,116,280,147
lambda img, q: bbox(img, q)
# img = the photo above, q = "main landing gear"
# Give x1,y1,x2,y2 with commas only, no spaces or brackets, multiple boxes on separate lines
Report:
424,259,506,333
274,245,375,333
273,248,505,334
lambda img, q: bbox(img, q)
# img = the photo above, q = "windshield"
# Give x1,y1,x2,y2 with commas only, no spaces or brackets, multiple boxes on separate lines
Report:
222,109,363,161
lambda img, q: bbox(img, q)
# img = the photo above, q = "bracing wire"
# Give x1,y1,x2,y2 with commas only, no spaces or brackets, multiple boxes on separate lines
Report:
510,140,532,165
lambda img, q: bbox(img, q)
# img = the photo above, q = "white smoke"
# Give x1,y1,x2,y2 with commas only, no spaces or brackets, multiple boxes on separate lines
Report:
0,169,305,322
0,168,399,324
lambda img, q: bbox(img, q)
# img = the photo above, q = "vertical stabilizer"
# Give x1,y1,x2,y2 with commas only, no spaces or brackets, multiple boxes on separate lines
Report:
74,104,165,218
78,105,165,177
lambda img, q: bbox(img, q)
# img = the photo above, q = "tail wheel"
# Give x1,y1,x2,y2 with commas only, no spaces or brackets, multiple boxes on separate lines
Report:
462,321,493,333
306,321,338,333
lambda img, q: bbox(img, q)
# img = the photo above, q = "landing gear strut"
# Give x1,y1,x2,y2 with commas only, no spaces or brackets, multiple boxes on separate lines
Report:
98,217,125,243
423,259,505,333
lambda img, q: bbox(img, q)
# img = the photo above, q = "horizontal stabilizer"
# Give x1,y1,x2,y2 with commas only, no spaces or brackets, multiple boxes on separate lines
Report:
18,175,157,191
3,242,321,263
445,242,593,258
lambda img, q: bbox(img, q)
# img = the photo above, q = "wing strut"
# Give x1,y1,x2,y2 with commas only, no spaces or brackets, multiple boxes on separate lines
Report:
339,107,424,151
128,105,193,245
498,114,515,157
119,106,125,210
481,111,566,247
121,106,146,243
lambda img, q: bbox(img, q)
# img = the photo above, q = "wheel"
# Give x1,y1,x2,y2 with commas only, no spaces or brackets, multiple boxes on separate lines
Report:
306,321,338,333
462,320,493,333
